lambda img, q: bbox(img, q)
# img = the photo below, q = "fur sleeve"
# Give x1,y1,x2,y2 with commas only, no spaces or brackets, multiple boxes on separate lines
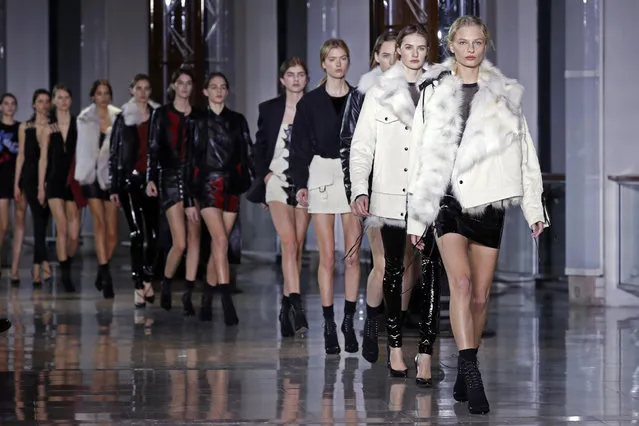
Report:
519,117,549,228
74,114,98,185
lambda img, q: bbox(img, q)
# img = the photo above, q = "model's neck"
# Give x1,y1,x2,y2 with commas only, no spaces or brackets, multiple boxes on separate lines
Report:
135,100,149,113
455,62,480,84
1,115,14,125
96,104,109,115
173,98,190,112
35,113,48,124
209,102,224,115
325,77,348,97
56,109,71,121
285,91,303,106
402,62,423,83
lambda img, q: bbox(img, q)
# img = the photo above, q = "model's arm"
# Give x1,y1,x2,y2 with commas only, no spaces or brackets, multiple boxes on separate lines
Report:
146,108,161,185
289,99,314,190
339,91,364,204
348,92,377,202
108,113,124,195
14,123,25,199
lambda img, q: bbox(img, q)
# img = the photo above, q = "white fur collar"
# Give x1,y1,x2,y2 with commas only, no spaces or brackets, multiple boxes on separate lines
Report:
121,99,161,126
356,67,382,95
78,103,122,122
408,58,525,226
374,62,430,127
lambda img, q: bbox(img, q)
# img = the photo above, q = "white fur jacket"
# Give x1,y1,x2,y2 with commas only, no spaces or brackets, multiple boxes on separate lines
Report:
350,62,429,229
74,104,121,190
407,58,549,237
121,98,161,126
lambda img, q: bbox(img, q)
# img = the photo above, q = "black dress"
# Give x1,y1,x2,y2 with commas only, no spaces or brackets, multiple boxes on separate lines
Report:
0,121,20,199
47,118,77,201
81,132,110,201
434,83,505,249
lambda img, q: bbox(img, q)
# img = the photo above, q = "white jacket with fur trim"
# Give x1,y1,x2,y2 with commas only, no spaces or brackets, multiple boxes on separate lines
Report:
406,59,549,237
74,104,121,190
349,62,429,228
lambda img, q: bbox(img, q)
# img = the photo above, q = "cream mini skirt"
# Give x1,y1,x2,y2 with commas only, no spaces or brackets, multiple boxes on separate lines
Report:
307,156,351,215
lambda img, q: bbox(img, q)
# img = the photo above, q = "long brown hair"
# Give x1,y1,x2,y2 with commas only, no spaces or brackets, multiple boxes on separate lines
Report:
369,30,398,69
318,38,350,86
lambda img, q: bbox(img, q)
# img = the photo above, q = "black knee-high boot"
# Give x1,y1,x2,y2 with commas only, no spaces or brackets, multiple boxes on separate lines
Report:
380,226,406,350
417,244,442,355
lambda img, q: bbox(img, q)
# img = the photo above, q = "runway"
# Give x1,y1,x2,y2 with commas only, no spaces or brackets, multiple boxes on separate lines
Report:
0,249,635,425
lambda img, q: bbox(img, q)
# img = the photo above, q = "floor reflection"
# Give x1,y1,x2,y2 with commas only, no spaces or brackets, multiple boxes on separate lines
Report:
0,255,636,424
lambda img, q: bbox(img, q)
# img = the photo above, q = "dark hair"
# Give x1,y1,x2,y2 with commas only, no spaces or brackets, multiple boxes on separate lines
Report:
28,89,51,122
0,93,17,109
52,84,72,99
396,24,429,51
130,73,151,89
204,72,230,90
279,57,308,79
370,30,398,69
89,79,113,99
171,67,195,84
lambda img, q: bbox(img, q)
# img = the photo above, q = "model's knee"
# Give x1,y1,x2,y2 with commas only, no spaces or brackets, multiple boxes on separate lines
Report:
172,237,187,254
471,292,490,311
319,251,335,271
212,235,228,253
280,236,298,258
450,275,472,299
344,251,360,269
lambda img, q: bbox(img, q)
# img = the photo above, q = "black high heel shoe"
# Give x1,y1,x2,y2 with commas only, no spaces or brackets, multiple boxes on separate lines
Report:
134,289,146,309
414,354,433,388
386,344,408,378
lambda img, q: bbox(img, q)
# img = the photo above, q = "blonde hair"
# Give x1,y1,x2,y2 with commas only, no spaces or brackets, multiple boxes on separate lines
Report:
319,38,350,85
447,15,491,48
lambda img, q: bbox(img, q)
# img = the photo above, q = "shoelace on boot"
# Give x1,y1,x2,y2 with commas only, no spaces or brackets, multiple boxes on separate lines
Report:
363,316,379,340
461,359,485,390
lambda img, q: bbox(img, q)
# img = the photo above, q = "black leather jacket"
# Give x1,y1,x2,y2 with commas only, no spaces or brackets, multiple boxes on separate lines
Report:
201,106,254,195
147,104,205,207
109,101,158,194
339,90,365,204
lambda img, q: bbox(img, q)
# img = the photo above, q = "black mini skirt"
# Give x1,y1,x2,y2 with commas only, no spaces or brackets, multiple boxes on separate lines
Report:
434,193,505,249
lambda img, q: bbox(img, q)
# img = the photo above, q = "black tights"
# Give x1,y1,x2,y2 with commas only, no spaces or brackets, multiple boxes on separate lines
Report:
25,190,50,265
381,225,442,354
119,177,159,289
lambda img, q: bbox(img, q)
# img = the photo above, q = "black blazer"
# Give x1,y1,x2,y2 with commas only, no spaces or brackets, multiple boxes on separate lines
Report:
289,83,352,190
246,95,285,204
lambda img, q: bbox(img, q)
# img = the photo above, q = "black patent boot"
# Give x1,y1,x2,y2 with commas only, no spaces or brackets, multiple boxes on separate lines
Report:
459,357,490,414
323,321,341,355
59,259,75,293
199,285,214,321
341,314,359,353
219,284,238,326
288,293,308,335
160,277,172,311
182,280,196,317
279,296,294,337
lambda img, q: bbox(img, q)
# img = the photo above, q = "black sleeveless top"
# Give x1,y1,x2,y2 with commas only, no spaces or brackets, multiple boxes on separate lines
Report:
47,117,78,187
21,124,42,193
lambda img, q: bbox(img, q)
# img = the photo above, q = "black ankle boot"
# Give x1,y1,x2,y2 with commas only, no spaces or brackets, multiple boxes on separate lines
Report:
60,260,75,293
94,267,103,292
160,278,172,311
199,286,214,321
323,321,340,355
279,297,294,337
288,293,308,335
100,264,114,299
219,284,238,326
182,292,195,316
459,357,490,414
341,314,359,353
361,315,380,363
453,360,467,402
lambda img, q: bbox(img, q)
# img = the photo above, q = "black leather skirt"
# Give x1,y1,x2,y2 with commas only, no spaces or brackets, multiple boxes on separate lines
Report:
434,193,505,249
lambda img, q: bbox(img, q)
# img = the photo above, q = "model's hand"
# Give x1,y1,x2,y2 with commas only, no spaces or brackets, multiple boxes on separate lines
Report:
110,194,120,206
351,195,370,217
531,221,545,238
146,181,158,197
261,203,268,210
410,234,425,250
185,206,199,223
296,189,309,207
37,186,46,206
264,172,273,184
14,185,21,203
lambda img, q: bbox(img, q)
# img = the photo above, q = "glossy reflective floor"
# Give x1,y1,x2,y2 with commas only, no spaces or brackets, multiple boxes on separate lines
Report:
0,250,637,425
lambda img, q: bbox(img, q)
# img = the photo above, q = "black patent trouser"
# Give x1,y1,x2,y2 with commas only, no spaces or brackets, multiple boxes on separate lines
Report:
119,174,159,288
381,225,442,354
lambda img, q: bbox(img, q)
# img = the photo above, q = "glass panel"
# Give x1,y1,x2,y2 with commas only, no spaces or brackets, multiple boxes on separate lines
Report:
564,0,602,274
0,0,5,95
619,183,639,289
